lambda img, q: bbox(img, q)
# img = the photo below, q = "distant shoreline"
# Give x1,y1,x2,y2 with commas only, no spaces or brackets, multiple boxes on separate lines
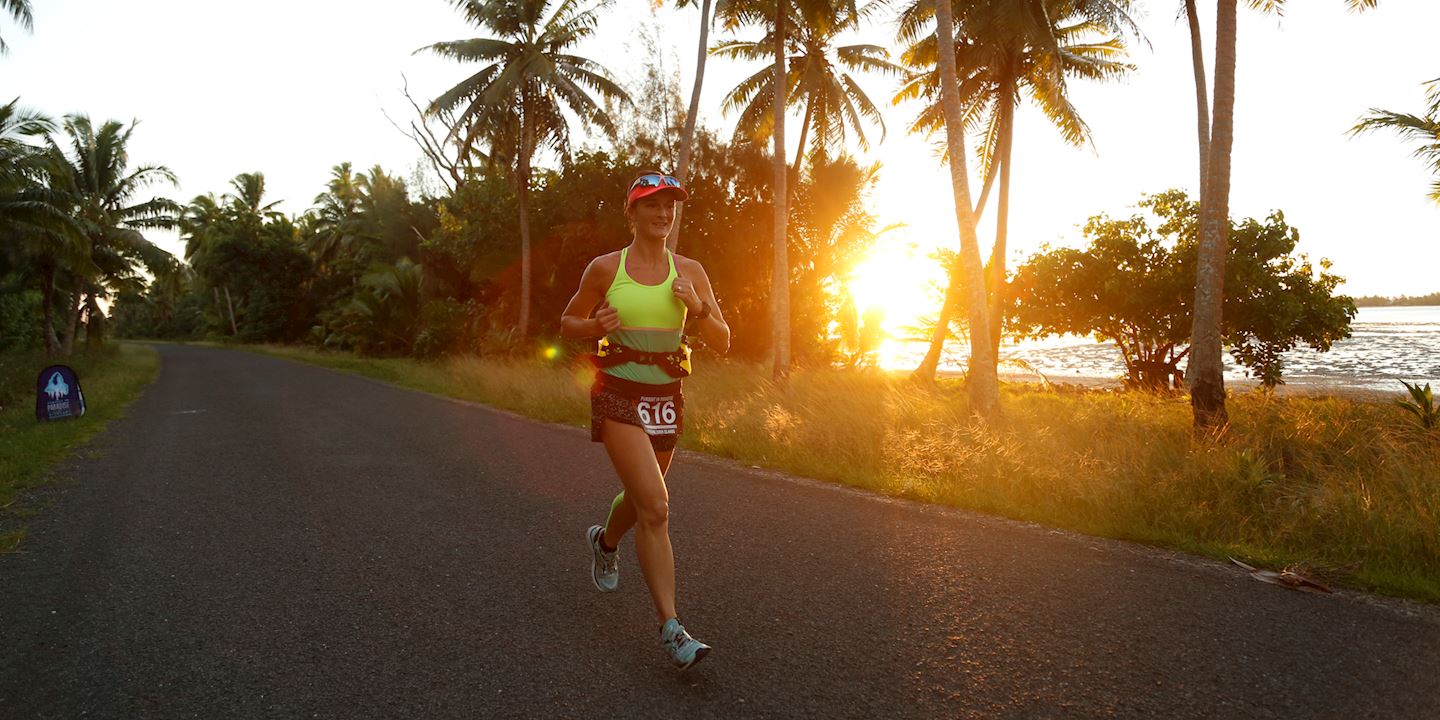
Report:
924,368,1406,401
1352,297,1440,308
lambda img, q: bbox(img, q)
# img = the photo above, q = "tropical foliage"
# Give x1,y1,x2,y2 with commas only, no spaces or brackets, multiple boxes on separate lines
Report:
714,0,898,169
894,0,1137,384
1351,77,1440,205
39,115,178,354
0,0,32,55
6,0,1384,425
419,0,631,339
1009,190,1356,389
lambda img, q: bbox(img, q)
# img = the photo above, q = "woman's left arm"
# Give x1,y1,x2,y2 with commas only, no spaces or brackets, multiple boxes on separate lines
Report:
674,258,730,354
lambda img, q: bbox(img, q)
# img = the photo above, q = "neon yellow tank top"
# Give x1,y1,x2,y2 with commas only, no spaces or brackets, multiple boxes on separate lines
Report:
603,247,687,384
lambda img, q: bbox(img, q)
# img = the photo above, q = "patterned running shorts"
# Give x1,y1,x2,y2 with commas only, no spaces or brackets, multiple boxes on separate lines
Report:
590,374,684,452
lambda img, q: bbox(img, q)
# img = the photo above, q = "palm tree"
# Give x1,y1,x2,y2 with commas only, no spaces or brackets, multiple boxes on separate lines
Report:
180,194,225,267
0,100,65,251
0,98,85,355
1,0,33,55
1187,0,1378,430
896,0,1134,380
928,0,998,416
225,172,282,220
179,193,239,335
1350,78,1440,204
713,0,860,380
307,162,365,268
44,115,179,354
712,0,789,378
770,0,793,379
714,1,898,173
654,0,716,252
355,165,420,262
419,0,631,339
1182,0,1209,202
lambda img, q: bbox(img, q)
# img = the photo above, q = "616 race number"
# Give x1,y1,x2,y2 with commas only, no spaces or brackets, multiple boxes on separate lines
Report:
636,399,677,426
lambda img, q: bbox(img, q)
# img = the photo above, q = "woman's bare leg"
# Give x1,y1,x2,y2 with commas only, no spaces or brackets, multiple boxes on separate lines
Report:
600,419,677,624
602,448,673,547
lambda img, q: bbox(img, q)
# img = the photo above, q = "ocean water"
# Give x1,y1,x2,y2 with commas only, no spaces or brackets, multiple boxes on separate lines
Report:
910,306,1440,392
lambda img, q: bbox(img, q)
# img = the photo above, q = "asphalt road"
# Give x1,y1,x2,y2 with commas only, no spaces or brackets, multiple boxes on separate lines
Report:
2,344,1437,719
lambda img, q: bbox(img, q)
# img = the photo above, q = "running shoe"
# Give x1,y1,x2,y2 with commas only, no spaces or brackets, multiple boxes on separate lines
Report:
587,525,619,592
659,617,710,670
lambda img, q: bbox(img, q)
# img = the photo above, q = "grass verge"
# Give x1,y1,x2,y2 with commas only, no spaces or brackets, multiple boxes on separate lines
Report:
0,344,160,552
242,344,1440,603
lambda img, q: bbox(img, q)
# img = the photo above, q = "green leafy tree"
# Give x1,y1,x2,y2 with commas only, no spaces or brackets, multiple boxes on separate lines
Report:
1350,77,1440,205
180,173,318,342
196,210,313,343
182,174,282,337
327,257,425,355
1009,190,1356,390
110,259,203,340
420,0,631,339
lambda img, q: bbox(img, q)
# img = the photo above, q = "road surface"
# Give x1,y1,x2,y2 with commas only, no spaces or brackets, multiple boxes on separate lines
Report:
2,344,1436,719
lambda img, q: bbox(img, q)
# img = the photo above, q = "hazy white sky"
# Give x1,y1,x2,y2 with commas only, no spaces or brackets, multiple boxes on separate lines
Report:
6,0,1438,297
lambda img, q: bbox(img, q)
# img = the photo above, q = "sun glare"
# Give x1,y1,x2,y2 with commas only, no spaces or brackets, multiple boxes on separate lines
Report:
843,241,945,369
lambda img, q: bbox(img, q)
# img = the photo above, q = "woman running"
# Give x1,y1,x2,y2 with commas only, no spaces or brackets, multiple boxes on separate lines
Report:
559,171,730,670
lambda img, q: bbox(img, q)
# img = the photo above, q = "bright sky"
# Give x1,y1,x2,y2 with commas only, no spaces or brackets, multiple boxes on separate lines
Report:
6,0,1439,308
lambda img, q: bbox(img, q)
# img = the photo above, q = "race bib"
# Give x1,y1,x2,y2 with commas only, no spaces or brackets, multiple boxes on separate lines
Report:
635,394,679,437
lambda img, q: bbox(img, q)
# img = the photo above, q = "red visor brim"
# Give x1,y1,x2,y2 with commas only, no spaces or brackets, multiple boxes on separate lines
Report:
627,185,689,206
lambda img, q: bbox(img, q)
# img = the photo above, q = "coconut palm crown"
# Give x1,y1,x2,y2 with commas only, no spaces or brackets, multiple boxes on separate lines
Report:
1351,77,1440,204
893,4,1134,180
714,0,900,168
1,0,34,55
418,0,631,337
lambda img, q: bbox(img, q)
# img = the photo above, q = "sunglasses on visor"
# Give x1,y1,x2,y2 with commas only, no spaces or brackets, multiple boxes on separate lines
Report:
629,174,683,192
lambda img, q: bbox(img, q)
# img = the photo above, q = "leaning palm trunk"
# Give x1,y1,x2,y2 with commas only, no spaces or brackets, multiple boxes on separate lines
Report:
770,1,792,381
667,0,713,253
1188,0,1238,430
793,100,813,173
912,157,1004,382
224,286,238,336
212,287,222,334
1185,0,1211,203
987,97,1016,364
914,270,961,380
923,0,998,417
517,108,535,340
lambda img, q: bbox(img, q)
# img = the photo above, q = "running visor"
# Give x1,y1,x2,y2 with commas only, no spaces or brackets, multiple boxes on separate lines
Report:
627,173,689,206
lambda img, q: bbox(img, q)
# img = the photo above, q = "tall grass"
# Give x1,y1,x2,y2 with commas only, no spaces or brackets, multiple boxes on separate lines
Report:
250,345,1440,601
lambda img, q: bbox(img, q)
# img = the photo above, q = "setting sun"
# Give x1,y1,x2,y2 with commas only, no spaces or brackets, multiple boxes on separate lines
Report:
843,239,947,368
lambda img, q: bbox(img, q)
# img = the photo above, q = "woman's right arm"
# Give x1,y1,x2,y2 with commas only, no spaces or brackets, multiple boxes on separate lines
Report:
561,257,619,339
